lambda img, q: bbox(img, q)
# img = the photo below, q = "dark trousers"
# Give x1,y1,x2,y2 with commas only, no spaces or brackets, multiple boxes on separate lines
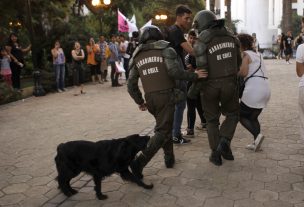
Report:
201,77,239,150
239,102,263,139
187,95,206,129
123,57,129,80
89,64,101,76
141,91,175,165
10,62,21,89
110,62,119,86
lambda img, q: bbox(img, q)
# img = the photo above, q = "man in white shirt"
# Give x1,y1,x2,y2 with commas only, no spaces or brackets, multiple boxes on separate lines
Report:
295,43,304,140
119,34,130,80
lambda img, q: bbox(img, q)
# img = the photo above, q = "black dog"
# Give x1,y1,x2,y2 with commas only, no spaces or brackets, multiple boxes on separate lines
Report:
54,134,153,200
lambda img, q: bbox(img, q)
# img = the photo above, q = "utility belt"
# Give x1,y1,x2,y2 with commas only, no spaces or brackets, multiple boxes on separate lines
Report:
208,74,237,82
148,88,174,94
148,88,186,104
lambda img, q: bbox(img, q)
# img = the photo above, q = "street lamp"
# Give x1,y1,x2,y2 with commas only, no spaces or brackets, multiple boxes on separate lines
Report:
8,20,22,33
154,13,168,34
91,0,111,7
155,14,168,21
91,0,112,34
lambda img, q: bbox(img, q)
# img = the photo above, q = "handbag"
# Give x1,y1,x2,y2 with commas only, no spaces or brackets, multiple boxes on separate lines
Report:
94,53,101,62
115,61,125,73
239,54,263,98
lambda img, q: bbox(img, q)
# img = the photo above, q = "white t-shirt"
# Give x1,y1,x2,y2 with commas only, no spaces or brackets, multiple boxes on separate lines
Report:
241,50,271,109
120,41,130,59
295,44,304,87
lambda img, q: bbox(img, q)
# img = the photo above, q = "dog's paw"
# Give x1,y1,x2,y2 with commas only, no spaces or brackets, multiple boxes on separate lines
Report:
62,190,74,197
97,193,108,200
144,183,154,189
70,188,78,195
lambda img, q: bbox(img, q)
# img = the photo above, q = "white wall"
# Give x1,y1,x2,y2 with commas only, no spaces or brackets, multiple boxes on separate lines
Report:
230,0,282,48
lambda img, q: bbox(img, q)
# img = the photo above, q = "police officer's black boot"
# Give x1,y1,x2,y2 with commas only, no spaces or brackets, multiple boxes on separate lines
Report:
164,154,175,168
217,137,234,160
209,150,222,166
130,153,147,179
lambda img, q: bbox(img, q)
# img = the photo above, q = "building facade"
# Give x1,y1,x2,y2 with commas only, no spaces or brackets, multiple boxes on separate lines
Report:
205,0,303,48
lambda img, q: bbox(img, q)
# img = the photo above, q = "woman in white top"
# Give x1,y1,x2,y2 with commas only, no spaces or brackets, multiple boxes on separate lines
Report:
296,44,304,140
238,34,271,152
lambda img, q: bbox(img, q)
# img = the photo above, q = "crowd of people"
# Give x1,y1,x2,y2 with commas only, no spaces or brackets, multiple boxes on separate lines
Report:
0,31,140,95
50,33,139,95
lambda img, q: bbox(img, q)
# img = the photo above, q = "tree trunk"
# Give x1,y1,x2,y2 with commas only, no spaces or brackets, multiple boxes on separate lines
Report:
210,0,215,13
226,0,231,22
25,0,38,69
282,0,292,33
224,0,233,31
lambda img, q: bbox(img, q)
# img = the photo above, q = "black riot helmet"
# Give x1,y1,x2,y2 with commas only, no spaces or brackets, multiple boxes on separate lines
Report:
139,25,163,44
192,10,217,33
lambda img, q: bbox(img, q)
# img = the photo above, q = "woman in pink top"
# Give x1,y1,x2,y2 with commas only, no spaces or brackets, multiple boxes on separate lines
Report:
51,40,66,93
0,47,12,90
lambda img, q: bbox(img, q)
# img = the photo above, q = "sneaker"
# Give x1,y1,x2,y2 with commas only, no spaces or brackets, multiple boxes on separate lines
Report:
57,89,63,93
172,135,191,144
209,150,222,166
196,123,207,130
183,129,194,138
254,134,264,152
245,143,255,150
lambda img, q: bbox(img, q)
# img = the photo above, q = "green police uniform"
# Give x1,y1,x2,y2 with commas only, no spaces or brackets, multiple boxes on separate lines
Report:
190,10,242,165
128,40,198,172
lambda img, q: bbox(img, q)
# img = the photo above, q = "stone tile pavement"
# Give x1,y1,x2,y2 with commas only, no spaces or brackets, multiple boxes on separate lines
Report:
0,59,303,207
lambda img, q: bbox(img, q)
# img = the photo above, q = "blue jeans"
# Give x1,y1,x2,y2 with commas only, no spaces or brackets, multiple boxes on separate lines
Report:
54,64,65,90
172,81,187,137
172,99,187,137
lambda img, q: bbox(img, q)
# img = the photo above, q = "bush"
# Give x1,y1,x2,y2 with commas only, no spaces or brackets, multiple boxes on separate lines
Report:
0,81,22,104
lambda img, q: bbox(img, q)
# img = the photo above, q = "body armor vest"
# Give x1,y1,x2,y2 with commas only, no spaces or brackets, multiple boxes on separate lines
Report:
134,49,175,93
207,35,238,79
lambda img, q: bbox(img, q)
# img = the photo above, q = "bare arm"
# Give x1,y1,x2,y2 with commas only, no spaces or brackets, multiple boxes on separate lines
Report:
80,49,85,60
21,44,31,53
181,41,194,56
6,45,16,61
94,44,100,53
5,45,21,64
238,52,251,77
51,48,58,59
86,45,93,54
296,62,304,77
71,50,78,60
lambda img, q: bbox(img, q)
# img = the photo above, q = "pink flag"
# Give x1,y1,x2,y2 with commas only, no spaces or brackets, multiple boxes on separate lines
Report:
118,9,129,32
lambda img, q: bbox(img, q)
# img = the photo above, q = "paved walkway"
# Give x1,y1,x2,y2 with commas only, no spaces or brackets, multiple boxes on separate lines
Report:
0,59,303,207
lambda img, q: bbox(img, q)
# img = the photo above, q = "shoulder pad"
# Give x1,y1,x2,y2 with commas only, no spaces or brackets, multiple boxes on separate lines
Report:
193,40,207,56
151,40,170,49
129,57,135,69
132,45,142,58
235,37,241,48
198,29,213,43
198,28,234,43
162,47,177,59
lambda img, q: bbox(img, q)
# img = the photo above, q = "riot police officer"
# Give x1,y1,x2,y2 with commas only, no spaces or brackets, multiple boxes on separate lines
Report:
127,25,206,178
190,10,242,166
